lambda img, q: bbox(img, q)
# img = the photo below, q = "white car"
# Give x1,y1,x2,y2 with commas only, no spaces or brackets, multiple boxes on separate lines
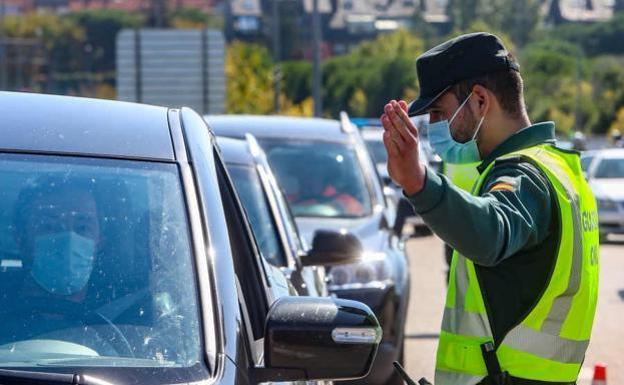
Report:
582,148,624,241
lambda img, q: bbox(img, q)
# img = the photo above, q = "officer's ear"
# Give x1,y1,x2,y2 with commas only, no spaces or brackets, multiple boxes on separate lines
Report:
470,84,490,118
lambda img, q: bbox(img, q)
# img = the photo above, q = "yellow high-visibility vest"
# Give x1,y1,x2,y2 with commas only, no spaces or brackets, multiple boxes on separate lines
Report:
436,144,600,384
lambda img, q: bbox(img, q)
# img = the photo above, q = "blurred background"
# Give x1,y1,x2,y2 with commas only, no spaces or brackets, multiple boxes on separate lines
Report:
3,0,624,145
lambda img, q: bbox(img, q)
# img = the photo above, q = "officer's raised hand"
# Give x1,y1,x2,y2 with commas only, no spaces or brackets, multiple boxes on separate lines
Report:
380,99,426,196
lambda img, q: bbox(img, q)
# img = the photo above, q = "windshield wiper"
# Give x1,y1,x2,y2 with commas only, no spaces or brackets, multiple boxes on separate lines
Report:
0,368,107,385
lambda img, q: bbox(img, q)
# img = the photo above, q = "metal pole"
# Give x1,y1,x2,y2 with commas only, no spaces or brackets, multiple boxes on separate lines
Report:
312,0,322,117
272,0,281,113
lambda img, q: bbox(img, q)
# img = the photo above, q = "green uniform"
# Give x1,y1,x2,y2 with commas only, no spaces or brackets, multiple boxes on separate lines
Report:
408,122,599,384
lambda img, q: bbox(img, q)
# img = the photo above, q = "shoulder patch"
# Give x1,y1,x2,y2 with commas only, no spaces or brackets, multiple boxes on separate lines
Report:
489,182,515,193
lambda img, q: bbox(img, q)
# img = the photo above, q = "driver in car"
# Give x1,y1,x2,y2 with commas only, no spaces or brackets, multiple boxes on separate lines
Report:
296,157,364,216
2,177,102,346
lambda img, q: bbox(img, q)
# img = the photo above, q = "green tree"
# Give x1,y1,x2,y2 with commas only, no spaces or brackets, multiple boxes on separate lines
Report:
322,29,424,117
446,0,540,47
3,13,85,90
225,41,274,114
65,10,144,73
168,7,224,29
282,60,311,105
522,39,598,134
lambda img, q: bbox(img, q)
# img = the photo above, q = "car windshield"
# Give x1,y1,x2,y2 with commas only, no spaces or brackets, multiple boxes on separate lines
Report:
227,164,286,267
0,154,202,369
594,158,624,179
365,139,387,165
581,155,594,172
260,139,372,218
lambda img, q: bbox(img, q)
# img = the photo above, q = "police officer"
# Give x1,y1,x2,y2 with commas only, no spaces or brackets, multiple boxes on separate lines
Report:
381,33,599,385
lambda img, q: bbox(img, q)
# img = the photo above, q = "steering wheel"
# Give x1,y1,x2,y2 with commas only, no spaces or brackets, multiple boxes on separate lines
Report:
12,297,135,357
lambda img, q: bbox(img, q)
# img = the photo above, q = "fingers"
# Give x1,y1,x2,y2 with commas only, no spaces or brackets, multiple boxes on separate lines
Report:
383,130,400,158
395,100,419,138
384,102,410,142
380,113,392,132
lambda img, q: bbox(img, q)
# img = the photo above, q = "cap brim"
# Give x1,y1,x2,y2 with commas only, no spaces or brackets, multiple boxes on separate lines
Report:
407,86,451,117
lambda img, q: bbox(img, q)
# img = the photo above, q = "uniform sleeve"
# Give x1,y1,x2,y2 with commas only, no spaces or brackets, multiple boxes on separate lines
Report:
406,162,552,266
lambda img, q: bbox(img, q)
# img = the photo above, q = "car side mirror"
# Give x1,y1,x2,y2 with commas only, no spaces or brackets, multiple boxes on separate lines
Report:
301,229,362,267
254,296,381,382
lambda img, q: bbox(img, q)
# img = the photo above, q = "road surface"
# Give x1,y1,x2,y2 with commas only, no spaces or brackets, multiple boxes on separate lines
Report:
403,235,624,384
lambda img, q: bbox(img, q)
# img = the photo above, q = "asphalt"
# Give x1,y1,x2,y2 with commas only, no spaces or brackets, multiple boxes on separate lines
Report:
403,234,624,384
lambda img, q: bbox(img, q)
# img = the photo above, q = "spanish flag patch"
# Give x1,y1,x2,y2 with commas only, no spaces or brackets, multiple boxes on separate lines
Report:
489,182,515,193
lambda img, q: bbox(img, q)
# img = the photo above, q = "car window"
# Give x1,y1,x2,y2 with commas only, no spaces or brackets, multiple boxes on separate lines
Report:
365,139,387,165
0,153,201,368
581,155,594,173
215,154,268,341
227,164,287,267
260,139,373,218
594,158,624,179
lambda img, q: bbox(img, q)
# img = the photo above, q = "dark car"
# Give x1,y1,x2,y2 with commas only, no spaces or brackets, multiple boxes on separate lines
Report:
218,135,343,297
206,114,410,385
0,92,381,385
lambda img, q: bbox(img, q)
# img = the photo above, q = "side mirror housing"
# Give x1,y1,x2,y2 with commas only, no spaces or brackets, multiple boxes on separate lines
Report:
254,296,381,382
301,229,362,267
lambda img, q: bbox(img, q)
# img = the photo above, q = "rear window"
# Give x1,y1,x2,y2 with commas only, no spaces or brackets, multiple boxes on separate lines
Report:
227,164,287,267
0,154,202,369
594,157,624,179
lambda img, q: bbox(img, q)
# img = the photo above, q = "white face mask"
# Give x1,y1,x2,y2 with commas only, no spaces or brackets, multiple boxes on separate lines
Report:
426,92,485,164
31,231,96,296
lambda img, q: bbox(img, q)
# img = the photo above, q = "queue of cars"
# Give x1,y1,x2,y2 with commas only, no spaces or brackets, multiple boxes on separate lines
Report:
206,114,410,385
0,92,384,385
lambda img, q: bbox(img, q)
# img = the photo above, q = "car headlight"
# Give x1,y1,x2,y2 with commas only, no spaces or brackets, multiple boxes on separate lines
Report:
598,198,618,212
328,252,395,290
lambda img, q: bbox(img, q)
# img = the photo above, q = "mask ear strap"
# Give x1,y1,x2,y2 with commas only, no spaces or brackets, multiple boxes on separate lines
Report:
450,91,473,125
472,115,485,141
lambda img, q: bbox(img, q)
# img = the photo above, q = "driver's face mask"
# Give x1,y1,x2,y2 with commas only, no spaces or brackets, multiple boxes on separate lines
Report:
31,231,96,296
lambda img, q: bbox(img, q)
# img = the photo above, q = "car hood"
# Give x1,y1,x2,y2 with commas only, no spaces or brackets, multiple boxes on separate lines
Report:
296,213,388,252
589,179,624,201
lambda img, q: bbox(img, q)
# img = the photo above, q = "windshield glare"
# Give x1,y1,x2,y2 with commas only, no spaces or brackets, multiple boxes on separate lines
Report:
260,139,372,218
594,158,624,179
227,164,286,267
0,154,201,369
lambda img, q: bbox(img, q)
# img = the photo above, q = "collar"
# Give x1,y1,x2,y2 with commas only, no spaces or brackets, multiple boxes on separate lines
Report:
477,121,556,173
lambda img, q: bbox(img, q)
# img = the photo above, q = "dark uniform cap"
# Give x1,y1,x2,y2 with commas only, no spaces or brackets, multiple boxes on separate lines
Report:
407,32,519,117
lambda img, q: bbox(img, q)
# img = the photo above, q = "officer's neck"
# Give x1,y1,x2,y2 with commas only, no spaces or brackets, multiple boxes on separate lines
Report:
478,111,531,159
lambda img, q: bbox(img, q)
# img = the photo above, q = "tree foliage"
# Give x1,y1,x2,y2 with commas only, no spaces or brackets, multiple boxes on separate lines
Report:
225,41,274,115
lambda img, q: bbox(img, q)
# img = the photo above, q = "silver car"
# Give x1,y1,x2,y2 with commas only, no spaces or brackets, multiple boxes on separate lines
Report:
582,148,624,241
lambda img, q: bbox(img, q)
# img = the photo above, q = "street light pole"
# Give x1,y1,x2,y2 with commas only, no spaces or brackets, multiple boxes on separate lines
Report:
272,0,281,113
312,0,322,117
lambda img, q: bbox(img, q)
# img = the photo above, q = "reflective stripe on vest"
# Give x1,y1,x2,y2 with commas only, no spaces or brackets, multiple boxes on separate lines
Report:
435,144,599,385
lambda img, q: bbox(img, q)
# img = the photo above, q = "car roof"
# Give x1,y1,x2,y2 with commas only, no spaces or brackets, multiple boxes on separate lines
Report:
591,148,624,159
0,92,174,161
216,136,254,165
360,128,383,141
205,115,348,142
